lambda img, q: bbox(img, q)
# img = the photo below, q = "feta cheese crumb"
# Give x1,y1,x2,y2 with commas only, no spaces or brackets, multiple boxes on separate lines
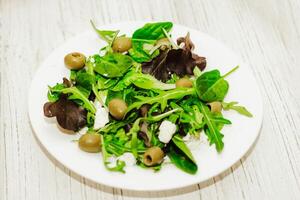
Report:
118,153,136,166
106,156,117,168
183,132,206,150
77,126,88,135
93,101,109,129
158,120,177,143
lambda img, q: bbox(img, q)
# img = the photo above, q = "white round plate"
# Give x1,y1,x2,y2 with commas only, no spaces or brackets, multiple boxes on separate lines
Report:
29,22,263,191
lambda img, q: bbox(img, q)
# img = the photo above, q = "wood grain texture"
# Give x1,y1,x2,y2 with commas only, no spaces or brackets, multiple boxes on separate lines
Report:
1,0,300,199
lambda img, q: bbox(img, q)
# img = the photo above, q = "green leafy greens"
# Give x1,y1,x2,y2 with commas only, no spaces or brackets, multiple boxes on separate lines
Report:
44,21,254,175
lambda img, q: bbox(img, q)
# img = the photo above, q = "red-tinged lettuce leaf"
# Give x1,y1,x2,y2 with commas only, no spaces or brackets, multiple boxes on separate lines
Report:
43,95,87,131
141,33,206,82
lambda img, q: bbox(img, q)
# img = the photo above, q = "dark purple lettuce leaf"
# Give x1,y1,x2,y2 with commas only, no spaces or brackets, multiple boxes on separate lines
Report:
142,33,206,82
43,94,87,131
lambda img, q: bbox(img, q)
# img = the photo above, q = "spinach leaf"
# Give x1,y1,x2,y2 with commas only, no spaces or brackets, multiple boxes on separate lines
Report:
93,53,133,78
132,22,173,40
129,22,173,63
198,102,224,152
222,101,253,117
196,66,239,102
90,20,119,45
172,135,196,163
129,40,156,63
168,142,198,174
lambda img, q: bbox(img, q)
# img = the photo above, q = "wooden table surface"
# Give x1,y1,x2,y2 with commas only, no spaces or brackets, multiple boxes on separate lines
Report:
1,0,300,199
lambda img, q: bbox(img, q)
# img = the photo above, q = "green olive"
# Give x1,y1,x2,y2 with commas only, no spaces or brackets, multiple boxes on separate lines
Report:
208,101,222,113
64,52,86,70
108,99,128,120
143,146,164,166
175,78,193,88
78,133,101,153
112,37,132,53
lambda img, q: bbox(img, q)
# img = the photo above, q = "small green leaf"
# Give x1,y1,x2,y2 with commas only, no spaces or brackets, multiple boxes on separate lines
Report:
168,143,198,174
132,22,173,40
198,102,224,152
90,20,119,45
129,22,173,63
61,87,96,113
47,83,66,102
196,66,239,102
125,88,195,114
172,135,196,164
222,101,253,117
93,53,133,78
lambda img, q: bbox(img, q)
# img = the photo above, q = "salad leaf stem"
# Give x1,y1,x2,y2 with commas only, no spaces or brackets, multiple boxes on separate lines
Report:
222,65,239,78
162,28,178,49
222,101,253,117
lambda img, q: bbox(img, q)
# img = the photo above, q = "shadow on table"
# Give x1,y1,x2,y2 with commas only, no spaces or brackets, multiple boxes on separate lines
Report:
31,122,262,198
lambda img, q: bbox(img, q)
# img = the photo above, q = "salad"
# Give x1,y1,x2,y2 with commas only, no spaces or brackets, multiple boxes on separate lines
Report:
43,21,252,174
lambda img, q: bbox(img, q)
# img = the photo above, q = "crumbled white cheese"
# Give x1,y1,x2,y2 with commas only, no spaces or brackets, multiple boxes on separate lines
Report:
77,126,88,135
118,153,136,166
93,101,109,129
158,120,177,143
90,57,95,63
106,156,117,168
183,132,207,150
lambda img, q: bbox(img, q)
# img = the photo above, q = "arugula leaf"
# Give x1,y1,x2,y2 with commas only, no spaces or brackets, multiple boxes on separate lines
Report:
198,102,224,152
93,53,133,78
179,104,204,134
96,75,119,90
112,70,175,91
90,20,119,45
222,101,253,117
101,135,126,173
61,87,96,113
147,108,182,122
128,118,143,158
105,90,123,106
47,83,66,102
168,142,198,174
131,73,175,90
196,66,239,102
126,88,195,114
